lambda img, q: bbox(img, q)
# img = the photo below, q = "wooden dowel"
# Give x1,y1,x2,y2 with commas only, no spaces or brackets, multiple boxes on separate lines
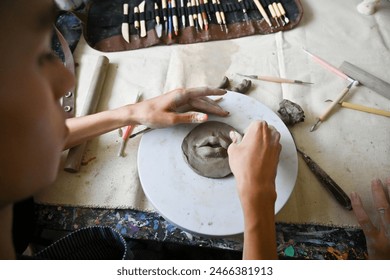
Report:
341,102,390,117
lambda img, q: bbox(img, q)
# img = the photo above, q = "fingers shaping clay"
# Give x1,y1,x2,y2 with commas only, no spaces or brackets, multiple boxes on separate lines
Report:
182,121,239,178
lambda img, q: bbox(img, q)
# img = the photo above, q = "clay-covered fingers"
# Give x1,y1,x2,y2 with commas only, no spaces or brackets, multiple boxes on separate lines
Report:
188,96,229,117
173,87,226,107
351,192,376,236
173,87,229,116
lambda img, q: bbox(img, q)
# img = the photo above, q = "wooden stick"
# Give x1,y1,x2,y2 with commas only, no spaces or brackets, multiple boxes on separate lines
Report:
252,0,272,27
64,56,110,173
341,102,390,117
310,82,354,132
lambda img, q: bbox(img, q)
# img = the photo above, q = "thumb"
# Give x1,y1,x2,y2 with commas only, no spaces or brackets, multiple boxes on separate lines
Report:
229,130,243,145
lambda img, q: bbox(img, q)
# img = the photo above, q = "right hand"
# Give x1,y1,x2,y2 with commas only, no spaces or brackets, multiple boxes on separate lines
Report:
351,177,390,259
227,121,282,206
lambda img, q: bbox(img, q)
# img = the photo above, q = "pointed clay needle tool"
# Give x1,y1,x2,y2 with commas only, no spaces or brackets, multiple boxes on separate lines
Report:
237,73,313,84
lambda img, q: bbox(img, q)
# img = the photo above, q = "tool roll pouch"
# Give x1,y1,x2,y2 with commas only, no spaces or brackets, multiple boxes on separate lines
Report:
80,0,303,52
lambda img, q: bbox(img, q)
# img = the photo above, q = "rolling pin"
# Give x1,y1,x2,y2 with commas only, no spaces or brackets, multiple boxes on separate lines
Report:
64,55,110,173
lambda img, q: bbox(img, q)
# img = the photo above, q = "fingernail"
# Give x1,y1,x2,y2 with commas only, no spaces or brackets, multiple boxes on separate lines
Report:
371,178,381,186
229,131,236,142
192,113,207,123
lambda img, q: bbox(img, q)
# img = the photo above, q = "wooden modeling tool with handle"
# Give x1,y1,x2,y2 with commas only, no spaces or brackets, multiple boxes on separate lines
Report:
310,81,356,132
64,56,110,173
237,73,313,84
252,0,272,28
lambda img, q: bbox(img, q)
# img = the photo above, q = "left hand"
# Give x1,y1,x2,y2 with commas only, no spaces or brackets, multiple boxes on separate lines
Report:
132,87,229,128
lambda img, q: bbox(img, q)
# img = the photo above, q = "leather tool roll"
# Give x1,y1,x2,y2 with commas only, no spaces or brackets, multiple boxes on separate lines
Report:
79,0,303,52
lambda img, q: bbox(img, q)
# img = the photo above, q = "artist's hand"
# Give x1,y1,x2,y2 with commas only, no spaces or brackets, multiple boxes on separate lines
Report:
228,121,282,207
228,120,281,260
351,178,390,260
133,87,229,128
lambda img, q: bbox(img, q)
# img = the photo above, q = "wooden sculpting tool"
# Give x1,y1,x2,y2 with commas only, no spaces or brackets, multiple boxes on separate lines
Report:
64,56,109,173
168,0,174,38
217,0,228,33
187,1,195,27
237,73,313,84
252,0,272,28
310,81,356,132
340,102,390,118
134,6,140,34
297,149,352,211
191,0,200,31
121,3,130,43
180,0,186,28
195,0,204,30
238,0,250,23
171,0,179,35
203,0,212,21
118,93,142,157
277,2,289,24
154,3,162,38
162,0,168,35
212,0,223,31
199,0,209,30
265,0,279,27
273,2,285,25
139,1,147,37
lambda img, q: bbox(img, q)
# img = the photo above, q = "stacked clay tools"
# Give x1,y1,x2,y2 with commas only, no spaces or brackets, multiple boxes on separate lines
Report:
120,0,291,41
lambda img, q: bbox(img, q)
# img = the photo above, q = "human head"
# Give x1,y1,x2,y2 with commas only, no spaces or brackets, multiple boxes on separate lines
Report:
0,0,75,205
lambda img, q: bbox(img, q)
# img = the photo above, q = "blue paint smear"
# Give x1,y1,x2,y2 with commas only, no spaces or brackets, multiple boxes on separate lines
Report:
153,220,159,230
167,224,175,232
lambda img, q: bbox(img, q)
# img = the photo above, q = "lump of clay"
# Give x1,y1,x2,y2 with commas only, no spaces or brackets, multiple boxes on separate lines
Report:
277,99,305,126
182,121,239,178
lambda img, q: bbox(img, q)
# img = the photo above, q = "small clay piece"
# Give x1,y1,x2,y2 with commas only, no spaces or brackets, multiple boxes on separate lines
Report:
231,79,252,94
217,76,230,89
182,121,239,178
277,99,305,126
